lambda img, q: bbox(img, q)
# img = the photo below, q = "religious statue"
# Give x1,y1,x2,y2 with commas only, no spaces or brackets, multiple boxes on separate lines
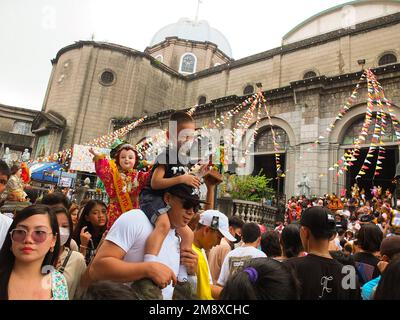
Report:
385,189,392,201
377,185,383,197
21,148,30,162
327,193,344,212
2,147,12,167
351,183,360,198
297,172,311,198
371,186,379,199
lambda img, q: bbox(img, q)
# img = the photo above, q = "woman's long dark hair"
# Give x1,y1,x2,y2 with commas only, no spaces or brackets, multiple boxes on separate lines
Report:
52,206,73,249
374,255,400,300
220,257,300,300
0,204,60,300
72,200,107,248
281,224,303,258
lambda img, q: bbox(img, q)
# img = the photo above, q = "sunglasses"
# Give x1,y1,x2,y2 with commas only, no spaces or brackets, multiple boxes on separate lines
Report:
182,200,200,213
10,229,54,244
0,178,8,185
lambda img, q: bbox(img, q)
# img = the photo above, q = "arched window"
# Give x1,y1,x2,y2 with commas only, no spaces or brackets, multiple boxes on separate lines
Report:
243,85,254,95
155,55,163,62
198,96,207,105
342,114,396,145
256,127,289,152
179,53,197,74
378,53,397,66
303,71,317,79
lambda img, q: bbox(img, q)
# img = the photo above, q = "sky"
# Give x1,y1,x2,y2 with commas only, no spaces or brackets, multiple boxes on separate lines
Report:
0,0,349,110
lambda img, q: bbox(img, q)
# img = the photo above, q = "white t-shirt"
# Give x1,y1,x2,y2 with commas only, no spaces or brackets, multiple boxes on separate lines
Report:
0,214,13,249
217,245,266,286
106,209,180,300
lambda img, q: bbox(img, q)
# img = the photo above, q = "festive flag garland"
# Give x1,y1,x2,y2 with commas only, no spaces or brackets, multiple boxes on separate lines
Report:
261,96,282,174
31,116,147,166
330,69,400,182
314,72,366,145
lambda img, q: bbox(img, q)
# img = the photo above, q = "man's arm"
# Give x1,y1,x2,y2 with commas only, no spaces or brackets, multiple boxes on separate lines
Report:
211,284,223,299
88,240,177,286
203,172,222,210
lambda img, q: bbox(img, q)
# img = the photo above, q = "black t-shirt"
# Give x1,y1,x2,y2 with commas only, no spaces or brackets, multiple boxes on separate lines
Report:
142,147,193,196
353,252,381,285
284,254,360,300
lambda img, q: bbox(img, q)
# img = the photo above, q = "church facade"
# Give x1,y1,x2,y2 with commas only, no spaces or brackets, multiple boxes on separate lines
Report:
31,0,400,197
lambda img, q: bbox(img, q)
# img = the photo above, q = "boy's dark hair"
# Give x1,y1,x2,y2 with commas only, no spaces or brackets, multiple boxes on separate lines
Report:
79,281,138,300
356,224,383,253
261,231,282,258
40,192,71,210
170,111,194,124
220,257,300,300
242,222,261,244
0,160,11,178
229,216,244,229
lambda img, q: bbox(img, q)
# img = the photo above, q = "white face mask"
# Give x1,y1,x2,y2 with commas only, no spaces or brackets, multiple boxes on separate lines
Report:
59,227,70,246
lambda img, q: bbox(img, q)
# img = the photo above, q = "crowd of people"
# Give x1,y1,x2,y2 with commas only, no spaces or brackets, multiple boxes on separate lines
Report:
0,111,399,300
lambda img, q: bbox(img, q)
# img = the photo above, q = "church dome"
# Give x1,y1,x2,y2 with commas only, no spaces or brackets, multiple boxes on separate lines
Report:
150,18,233,57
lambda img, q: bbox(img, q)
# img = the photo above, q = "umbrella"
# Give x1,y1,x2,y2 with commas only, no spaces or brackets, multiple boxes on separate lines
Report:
29,162,63,183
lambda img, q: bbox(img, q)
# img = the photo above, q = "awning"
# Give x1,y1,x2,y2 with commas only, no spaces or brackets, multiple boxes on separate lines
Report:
28,162,63,183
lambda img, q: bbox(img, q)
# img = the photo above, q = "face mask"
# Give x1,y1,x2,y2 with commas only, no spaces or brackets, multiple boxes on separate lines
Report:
59,227,70,246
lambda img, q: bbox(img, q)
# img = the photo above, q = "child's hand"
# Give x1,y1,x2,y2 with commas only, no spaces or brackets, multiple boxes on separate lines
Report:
180,174,201,188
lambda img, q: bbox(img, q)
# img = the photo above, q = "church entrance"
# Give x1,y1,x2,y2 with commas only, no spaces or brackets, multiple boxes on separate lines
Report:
253,153,286,194
253,126,289,195
345,147,398,199
341,113,399,199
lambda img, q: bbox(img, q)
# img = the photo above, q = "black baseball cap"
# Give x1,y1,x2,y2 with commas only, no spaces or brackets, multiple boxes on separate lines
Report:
300,206,337,239
165,184,207,204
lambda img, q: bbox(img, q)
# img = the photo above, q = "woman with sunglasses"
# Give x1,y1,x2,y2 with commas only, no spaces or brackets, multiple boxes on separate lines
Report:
72,200,108,265
0,205,68,300
53,206,87,299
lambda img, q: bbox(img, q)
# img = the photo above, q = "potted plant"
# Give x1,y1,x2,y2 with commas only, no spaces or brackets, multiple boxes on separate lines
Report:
222,170,274,203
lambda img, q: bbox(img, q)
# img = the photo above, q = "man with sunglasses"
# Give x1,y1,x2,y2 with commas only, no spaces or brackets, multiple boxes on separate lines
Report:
0,160,12,248
89,183,209,300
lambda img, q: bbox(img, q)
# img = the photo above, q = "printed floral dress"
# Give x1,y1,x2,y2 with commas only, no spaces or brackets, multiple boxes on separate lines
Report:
94,155,150,229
